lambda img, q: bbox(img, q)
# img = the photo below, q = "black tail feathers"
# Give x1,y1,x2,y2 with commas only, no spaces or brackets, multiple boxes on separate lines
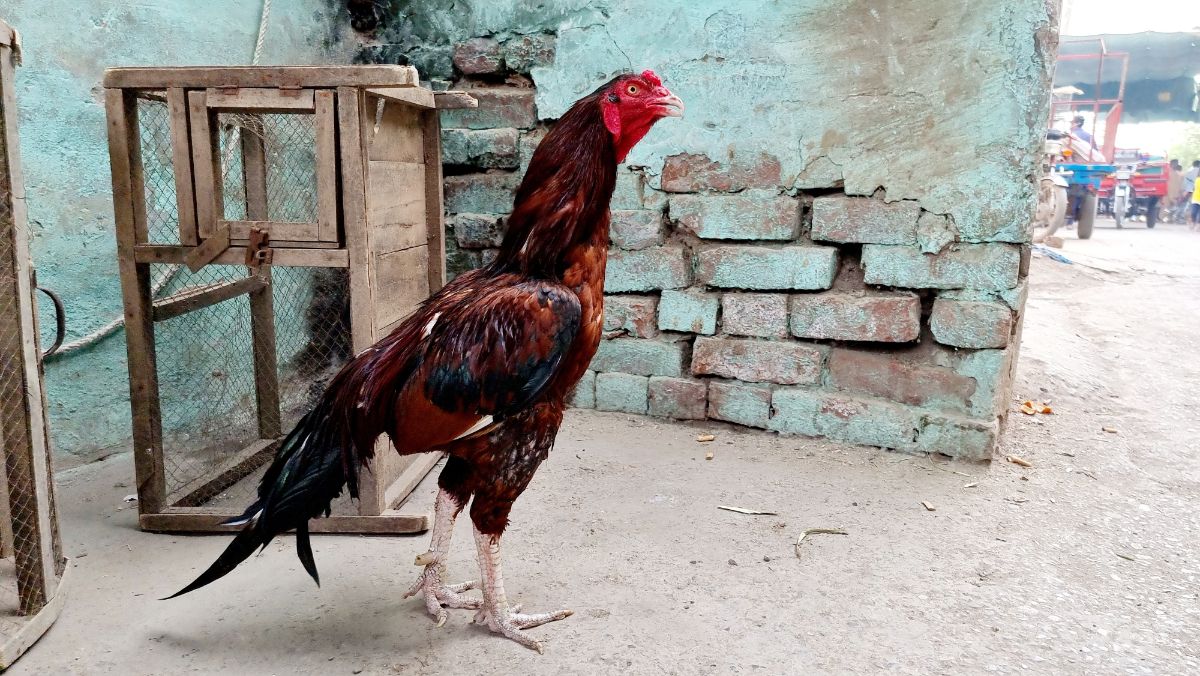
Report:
164,394,358,599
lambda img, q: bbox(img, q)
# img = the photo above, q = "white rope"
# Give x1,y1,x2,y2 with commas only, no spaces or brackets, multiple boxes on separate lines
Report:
52,0,273,359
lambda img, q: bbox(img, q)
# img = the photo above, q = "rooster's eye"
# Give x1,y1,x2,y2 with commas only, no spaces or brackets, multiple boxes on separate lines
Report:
626,85,638,95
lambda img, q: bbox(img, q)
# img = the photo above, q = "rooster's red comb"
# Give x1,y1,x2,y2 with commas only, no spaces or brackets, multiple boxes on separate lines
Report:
640,70,662,87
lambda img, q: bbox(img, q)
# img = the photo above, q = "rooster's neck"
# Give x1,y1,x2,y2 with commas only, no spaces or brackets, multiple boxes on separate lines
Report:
491,98,617,279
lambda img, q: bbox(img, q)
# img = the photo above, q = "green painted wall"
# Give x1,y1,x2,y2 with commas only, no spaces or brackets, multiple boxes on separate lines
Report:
4,2,349,458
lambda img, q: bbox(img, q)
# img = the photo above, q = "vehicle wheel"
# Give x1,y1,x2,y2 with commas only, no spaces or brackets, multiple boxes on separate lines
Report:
1077,192,1096,239
1145,197,1158,229
1113,195,1125,228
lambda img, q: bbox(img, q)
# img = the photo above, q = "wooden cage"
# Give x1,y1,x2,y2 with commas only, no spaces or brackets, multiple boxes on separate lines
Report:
104,65,475,534
0,19,69,668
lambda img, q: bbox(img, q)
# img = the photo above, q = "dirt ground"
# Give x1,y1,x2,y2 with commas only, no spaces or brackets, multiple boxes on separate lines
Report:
12,218,1200,675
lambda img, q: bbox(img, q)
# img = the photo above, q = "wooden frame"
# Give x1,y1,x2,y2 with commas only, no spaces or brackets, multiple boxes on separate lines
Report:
0,19,69,669
103,66,475,536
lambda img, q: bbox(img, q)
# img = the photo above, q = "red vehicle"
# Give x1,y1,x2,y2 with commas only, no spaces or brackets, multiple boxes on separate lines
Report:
1097,151,1168,228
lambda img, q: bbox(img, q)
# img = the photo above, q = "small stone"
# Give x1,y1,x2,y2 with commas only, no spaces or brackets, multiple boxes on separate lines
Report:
728,559,738,566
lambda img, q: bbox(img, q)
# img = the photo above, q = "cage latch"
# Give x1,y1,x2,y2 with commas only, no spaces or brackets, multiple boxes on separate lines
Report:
245,227,273,270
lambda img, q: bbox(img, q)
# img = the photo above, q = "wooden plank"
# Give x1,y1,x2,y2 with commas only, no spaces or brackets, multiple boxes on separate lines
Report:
222,219,320,242
133,244,349,268
166,88,198,245
187,90,221,239
367,104,423,163
367,161,426,252
420,109,447,293
205,87,315,112
139,510,430,534
0,558,69,670
434,91,479,109
0,20,14,49
182,224,230,272
358,437,401,516
338,87,376,352
364,86,435,109
382,451,442,511
104,65,419,89
314,90,339,243
248,268,281,439
239,115,268,221
151,275,266,322
374,245,430,330
168,438,278,508
107,89,168,517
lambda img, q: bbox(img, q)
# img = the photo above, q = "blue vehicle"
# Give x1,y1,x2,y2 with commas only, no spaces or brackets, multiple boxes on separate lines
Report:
1054,161,1115,240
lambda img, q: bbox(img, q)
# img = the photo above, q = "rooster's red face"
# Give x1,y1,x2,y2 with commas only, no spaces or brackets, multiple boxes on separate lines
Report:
600,70,684,162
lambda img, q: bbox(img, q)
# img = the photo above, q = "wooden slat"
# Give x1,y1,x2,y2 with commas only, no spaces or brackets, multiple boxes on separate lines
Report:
182,224,230,272
239,116,268,221
0,558,70,670
139,510,430,534
367,161,426,253
338,87,376,352
104,65,419,89
368,103,423,163
364,86,435,109
107,89,168,517
222,219,320,242
358,437,400,516
166,88,198,245
168,438,278,508
187,90,221,238
314,90,339,242
133,244,349,267
433,91,479,109
248,268,281,439
382,452,442,512
374,245,430,330
205,87,315,112
420,108,447,293
151,275,266,322
0,20,14,49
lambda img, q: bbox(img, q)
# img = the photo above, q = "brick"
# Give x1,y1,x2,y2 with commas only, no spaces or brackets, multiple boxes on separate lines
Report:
930,298,1012,349
612,171,645,210
444,235,482,279
691,337,822,385
605,246,691,292
441,128,519,169
861,244,1020,291
568,370,596,409
789,291,920,342
671,192,799,240
811,196,920,245
721,293,789,338
660,152,782,193
827,348,976,414
453,213,506,249
708,380,771,428
444,173,519,214
695,245,838,291
480,248,500,265
440,88,537,130
590,338,685,377
453,37,503,75
610,210,663,250
501,34,556,72
917,414,997,460
603,295,659,338
595,372,649,414
518,128,545,173
954,348,1011,418
916,211,956,254
658,290,719,335
769,388,920,450
648,377,708,420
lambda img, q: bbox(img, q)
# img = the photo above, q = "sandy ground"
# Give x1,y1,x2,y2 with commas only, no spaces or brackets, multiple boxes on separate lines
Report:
11,218,1200,675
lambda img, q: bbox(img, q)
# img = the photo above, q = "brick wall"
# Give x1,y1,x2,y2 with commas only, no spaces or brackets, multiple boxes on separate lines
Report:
432,33,1026,460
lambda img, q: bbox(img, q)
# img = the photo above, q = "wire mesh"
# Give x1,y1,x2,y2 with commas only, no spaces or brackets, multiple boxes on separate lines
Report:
217,112,319,224
137,94,181,245
0,44,64,624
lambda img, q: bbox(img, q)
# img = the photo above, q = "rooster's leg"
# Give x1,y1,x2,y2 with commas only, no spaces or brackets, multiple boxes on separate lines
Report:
403,488,481,625
471,525,573,653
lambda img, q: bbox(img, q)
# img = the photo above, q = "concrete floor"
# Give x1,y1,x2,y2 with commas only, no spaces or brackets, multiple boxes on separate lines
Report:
12,219,1200,675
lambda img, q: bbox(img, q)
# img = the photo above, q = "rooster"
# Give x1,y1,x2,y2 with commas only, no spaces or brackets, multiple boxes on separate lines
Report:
168,70,683,652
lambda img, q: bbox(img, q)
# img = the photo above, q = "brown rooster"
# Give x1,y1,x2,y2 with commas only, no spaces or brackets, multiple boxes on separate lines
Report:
168,70,683,652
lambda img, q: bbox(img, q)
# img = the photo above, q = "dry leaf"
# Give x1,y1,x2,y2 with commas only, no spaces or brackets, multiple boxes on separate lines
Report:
1102,426,1118,434
963,482,979,489
717,505,777,515
1039,404,1053,414
921,501,937,512
704,451,714,461
696,434,716,443
1019,401,1037,415
1006,455,1033,468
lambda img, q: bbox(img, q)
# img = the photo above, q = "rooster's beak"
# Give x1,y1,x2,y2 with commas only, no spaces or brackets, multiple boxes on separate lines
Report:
656,92,685,118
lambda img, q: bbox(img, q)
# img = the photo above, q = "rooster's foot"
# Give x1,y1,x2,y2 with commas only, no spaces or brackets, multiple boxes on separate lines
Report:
403,564,481,627
473,603,573,653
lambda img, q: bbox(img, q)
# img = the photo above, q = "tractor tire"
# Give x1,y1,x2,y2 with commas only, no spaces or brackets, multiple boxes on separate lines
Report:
1145,197,1159,229
1114,195,1125,228
1077,192,1096,239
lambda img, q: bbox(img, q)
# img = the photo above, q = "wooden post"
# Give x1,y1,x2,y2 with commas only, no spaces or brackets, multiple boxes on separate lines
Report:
338,86,375,354
240,119,282,439
166,88,198,246
421,108,446,293
107,89,167,515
